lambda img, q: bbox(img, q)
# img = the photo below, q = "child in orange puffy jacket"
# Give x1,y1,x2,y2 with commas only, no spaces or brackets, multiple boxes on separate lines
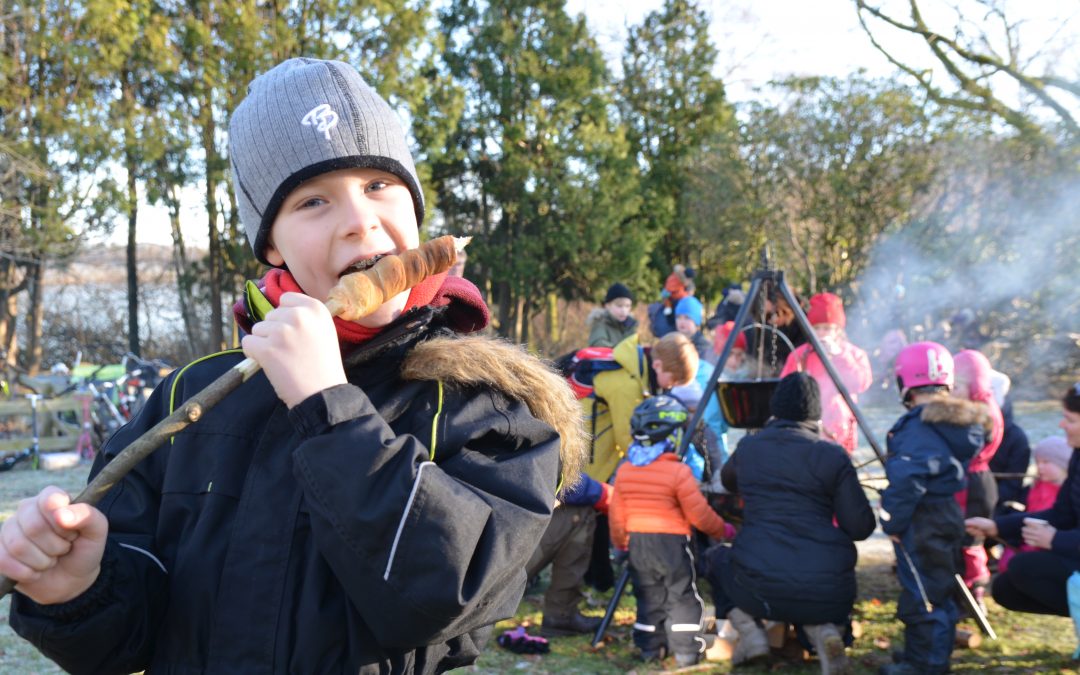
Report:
609,395,730,667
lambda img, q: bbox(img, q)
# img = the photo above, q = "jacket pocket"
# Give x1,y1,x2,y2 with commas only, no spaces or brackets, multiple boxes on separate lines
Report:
160,434,251,499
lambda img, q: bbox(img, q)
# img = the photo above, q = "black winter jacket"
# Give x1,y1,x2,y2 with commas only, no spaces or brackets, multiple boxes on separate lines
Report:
11,307,564,674
720,419,876,620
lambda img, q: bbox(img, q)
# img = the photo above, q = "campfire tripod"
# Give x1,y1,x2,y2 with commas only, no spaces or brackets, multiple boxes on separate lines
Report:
591,253,996,647
680,253,887,465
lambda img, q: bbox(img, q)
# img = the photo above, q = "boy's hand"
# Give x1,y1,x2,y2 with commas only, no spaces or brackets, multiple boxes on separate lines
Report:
242,292,348,408
0,486,107,605
964,517,998,539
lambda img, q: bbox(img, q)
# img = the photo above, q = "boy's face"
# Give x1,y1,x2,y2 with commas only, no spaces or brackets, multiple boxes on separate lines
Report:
675,315,698,336
651,357,675,389
605,297,633,322
266,167,420,327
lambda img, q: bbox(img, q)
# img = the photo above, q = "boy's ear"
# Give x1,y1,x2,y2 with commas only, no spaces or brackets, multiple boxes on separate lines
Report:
264,239,285,267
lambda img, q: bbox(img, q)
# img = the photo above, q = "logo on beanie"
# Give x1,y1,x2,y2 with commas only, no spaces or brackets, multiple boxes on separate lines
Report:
301,104,339,140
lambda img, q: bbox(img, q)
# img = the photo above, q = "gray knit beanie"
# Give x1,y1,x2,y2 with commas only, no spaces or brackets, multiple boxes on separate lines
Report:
228,58,425,265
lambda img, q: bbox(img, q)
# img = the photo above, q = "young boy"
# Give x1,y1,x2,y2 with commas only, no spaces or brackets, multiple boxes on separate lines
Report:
652,332,729,477
674,296,715,365
609,395,729,667
880,342,987,675
588,282,638,348
0,58,584,674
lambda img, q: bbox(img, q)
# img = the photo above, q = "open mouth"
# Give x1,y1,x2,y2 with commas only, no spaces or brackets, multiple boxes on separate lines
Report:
341,254,387,276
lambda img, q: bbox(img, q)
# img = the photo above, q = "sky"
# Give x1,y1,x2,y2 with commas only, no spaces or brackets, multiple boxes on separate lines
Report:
124,0,1078,249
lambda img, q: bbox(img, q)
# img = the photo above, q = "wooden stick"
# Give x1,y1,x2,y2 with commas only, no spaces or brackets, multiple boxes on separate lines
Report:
0,236,467,598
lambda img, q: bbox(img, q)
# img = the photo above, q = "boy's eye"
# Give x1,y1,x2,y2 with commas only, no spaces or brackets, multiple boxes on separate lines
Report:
365,180,389,192
297,196,326,209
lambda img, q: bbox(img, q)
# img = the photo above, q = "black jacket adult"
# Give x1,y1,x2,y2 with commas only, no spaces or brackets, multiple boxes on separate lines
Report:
720,419,876,623
11,303,574,674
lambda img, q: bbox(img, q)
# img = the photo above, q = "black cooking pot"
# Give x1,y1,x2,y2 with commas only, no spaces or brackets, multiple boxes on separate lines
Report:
715,378,781,429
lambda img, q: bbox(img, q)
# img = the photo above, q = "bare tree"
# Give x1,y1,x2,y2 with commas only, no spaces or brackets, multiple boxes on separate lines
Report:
854,0,1080,141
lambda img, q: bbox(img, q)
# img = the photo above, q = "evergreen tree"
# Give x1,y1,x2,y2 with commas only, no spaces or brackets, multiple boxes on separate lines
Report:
435,0,645,344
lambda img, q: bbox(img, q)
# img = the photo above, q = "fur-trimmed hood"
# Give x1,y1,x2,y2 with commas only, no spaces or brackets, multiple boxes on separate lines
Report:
920,396,993,433
400,335,588,489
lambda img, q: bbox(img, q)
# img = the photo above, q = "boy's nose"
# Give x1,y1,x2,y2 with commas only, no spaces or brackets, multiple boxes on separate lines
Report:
339,191,379,239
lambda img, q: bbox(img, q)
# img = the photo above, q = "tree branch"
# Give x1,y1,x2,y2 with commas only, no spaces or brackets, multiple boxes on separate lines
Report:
854,0,1078,139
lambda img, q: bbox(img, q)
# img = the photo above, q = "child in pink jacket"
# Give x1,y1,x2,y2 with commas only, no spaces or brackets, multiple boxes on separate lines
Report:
780,293,872,453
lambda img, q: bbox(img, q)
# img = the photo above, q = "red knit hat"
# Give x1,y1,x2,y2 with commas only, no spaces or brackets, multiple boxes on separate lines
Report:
715,320,747,352
807,292,845,328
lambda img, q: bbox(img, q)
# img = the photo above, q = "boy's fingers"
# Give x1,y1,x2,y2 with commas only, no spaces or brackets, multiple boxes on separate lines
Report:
54,503,109,544
16,497,75,556
1,518,55,572
0,547,41,584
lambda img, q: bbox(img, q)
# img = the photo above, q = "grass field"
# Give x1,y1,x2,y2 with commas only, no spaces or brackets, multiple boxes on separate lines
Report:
0,399,1076,674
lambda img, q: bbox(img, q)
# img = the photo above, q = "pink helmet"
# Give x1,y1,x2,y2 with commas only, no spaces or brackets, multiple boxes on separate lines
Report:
895,341,954,400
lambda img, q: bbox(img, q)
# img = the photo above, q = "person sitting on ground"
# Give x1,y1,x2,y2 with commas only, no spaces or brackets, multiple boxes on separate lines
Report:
780,292,872,454
588,282,638,348
609,395,730,668
950,349,1004,611
647,265,695,339
651,332,729,479
880,342,986,675
674,295,716,366
966,384,1080,620
705,372,875,674
0,57,581,674
996,435,1071,573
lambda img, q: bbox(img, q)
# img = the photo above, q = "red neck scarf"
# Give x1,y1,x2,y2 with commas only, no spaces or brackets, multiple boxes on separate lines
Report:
261,268,449,346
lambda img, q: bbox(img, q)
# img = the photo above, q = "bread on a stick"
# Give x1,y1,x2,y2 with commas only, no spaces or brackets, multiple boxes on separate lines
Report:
325,235,469,321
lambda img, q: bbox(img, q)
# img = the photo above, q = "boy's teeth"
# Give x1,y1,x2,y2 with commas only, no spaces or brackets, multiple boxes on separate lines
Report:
344,254,385,275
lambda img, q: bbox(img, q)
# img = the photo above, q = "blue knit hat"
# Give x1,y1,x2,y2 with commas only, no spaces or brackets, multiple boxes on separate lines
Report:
675,296,703,327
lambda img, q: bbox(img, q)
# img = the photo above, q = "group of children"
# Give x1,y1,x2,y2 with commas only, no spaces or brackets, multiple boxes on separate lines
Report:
0,55,1071,675
583,279,1072,674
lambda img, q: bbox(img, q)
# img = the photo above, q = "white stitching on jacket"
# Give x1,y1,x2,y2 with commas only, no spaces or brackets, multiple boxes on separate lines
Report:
119,542,168,574
384,461,436,581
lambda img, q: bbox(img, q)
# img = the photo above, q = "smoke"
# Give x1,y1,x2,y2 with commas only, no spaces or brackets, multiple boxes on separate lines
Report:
847,155,1080,396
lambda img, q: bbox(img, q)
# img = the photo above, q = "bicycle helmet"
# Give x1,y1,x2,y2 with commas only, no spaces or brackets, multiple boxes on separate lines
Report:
630,395,689,446
895,341,954,401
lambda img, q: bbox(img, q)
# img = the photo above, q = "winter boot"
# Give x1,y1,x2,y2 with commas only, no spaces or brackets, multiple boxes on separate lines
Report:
803,623,850,675
727,607,770,665
539,611,602,637
675,651,701,667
